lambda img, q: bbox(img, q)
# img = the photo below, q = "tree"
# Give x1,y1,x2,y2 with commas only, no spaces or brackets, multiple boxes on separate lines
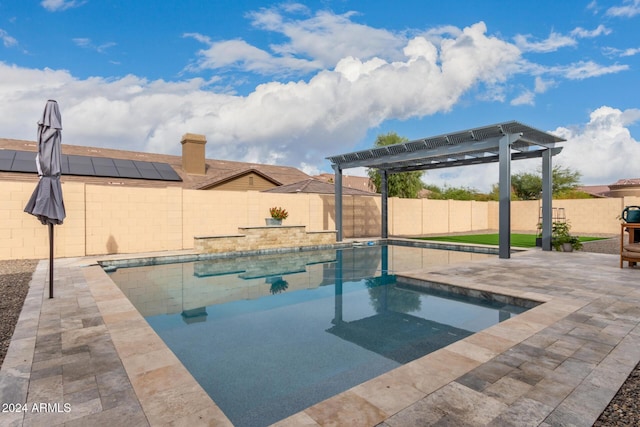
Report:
423,184,500,201
425,185,480,201
511,166,582,200
367,132,424,198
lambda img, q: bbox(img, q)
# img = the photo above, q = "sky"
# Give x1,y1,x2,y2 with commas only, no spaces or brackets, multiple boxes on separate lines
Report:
1,0,639,192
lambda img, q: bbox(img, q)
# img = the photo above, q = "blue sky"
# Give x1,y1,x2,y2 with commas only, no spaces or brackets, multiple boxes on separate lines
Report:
1,0,639,191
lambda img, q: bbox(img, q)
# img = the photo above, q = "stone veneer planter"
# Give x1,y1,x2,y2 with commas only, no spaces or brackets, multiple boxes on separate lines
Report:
194,225,337,254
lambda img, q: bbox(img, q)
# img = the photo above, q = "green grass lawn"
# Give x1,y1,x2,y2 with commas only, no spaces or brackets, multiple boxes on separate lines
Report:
413,233,605,248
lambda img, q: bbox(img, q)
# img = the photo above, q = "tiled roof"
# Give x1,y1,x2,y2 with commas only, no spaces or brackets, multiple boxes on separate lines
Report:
578,185,611,197
610,178,640,186
315,173,376,192
193,167,281,190
0,138,311,188
262,178,377,195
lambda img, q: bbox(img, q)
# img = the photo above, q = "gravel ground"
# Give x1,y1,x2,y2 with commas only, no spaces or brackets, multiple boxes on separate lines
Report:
0,258,38,367
0,239,636,425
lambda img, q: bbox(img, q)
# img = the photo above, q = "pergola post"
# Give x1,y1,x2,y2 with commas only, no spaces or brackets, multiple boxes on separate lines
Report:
541,149,553,251
498,134,512,259
381,170,388,238
333,164,343,242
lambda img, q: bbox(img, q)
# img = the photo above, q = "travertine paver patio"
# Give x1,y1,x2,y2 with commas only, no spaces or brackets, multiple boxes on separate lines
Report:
1,248,639,426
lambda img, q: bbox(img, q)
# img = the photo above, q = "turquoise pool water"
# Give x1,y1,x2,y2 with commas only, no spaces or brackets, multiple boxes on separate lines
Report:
108,244,527,427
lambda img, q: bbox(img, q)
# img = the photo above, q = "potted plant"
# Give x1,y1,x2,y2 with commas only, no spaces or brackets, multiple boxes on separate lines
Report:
266,206,288,226
535,222,543,247
551,221,583,252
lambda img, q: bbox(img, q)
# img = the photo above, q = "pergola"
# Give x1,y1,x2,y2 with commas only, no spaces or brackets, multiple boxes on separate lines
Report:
326,121,566,258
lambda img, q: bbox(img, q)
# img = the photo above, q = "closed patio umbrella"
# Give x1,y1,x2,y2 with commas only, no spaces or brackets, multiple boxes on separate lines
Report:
24,100,66,298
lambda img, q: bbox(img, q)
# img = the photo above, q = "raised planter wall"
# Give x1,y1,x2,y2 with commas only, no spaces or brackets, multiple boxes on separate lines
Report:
194,225,337,254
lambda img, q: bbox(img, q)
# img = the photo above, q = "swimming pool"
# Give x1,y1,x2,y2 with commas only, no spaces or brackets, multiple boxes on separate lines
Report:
108,244,528,427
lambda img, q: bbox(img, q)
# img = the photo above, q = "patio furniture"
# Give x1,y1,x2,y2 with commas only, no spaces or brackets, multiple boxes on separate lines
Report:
620,223,640,268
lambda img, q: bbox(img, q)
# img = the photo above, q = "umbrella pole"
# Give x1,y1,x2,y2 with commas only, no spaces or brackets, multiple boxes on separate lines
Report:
49,223,54,299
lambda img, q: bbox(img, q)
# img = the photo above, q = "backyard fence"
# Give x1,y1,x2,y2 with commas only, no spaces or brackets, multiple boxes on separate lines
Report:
2,179,638,260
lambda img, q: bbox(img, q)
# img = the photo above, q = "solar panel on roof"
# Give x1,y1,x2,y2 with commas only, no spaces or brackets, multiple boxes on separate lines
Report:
134,161,162,180
68,155,94,175
92,157,120,177
60,154,70,174
151,162,181,181
12,151,38,173
0,149,181,182
113,159,142,179
0,150,15,170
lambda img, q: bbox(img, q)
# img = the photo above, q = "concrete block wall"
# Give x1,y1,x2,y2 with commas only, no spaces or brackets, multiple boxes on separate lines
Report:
182,189,250,248
1,181,85,260
510,200,540,231
509,198,640,234
422,199,449,235
85,185,172,256
392,198,489,236
3,177,640,261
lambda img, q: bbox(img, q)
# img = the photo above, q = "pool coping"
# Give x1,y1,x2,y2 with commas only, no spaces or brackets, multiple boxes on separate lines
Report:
2,246,640,426
97,238,507,270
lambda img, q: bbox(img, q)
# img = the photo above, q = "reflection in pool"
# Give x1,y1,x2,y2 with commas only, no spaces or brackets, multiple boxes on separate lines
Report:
108,245,526,427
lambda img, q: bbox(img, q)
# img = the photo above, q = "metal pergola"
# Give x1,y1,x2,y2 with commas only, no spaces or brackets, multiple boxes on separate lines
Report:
326,121,566,258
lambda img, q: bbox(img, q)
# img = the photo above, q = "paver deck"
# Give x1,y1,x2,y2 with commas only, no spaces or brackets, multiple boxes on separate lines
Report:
1,248,639,426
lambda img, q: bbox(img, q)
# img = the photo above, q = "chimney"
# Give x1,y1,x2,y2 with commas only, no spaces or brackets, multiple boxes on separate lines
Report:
181,133,207,175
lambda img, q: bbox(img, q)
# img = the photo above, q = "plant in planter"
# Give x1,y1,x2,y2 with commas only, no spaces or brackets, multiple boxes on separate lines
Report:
535,222,543,247
551,221,583,252
266,206,288,225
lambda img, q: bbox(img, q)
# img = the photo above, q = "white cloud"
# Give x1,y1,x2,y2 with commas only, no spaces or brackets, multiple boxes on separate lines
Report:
183,36,322,75
570,24,612,38
41,0,86,12
419,107,640,192
514,25,609,54
602,45,640,57
248,7,406,68
621,47,640,56
606,0,640,17
534,76,555,93
0,22,522,172
73,38,116,54
511,90,535,106
186,5,406,76
548,60,629,79
0,29,17,48
553,106,640,185
514,31,577,53
1,10,636,192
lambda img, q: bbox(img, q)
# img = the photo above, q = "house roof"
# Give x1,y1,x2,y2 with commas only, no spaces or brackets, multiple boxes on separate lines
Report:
314,173,377,192
262,178,378,195
578,185,611,198
610,178,640,187
0,138,311,189
194,167,281,190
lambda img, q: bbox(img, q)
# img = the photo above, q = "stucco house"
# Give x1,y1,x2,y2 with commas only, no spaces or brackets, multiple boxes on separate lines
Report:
579,179,640,198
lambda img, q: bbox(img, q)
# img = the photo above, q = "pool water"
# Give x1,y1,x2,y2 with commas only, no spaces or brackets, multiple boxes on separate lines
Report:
108,245,526,427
